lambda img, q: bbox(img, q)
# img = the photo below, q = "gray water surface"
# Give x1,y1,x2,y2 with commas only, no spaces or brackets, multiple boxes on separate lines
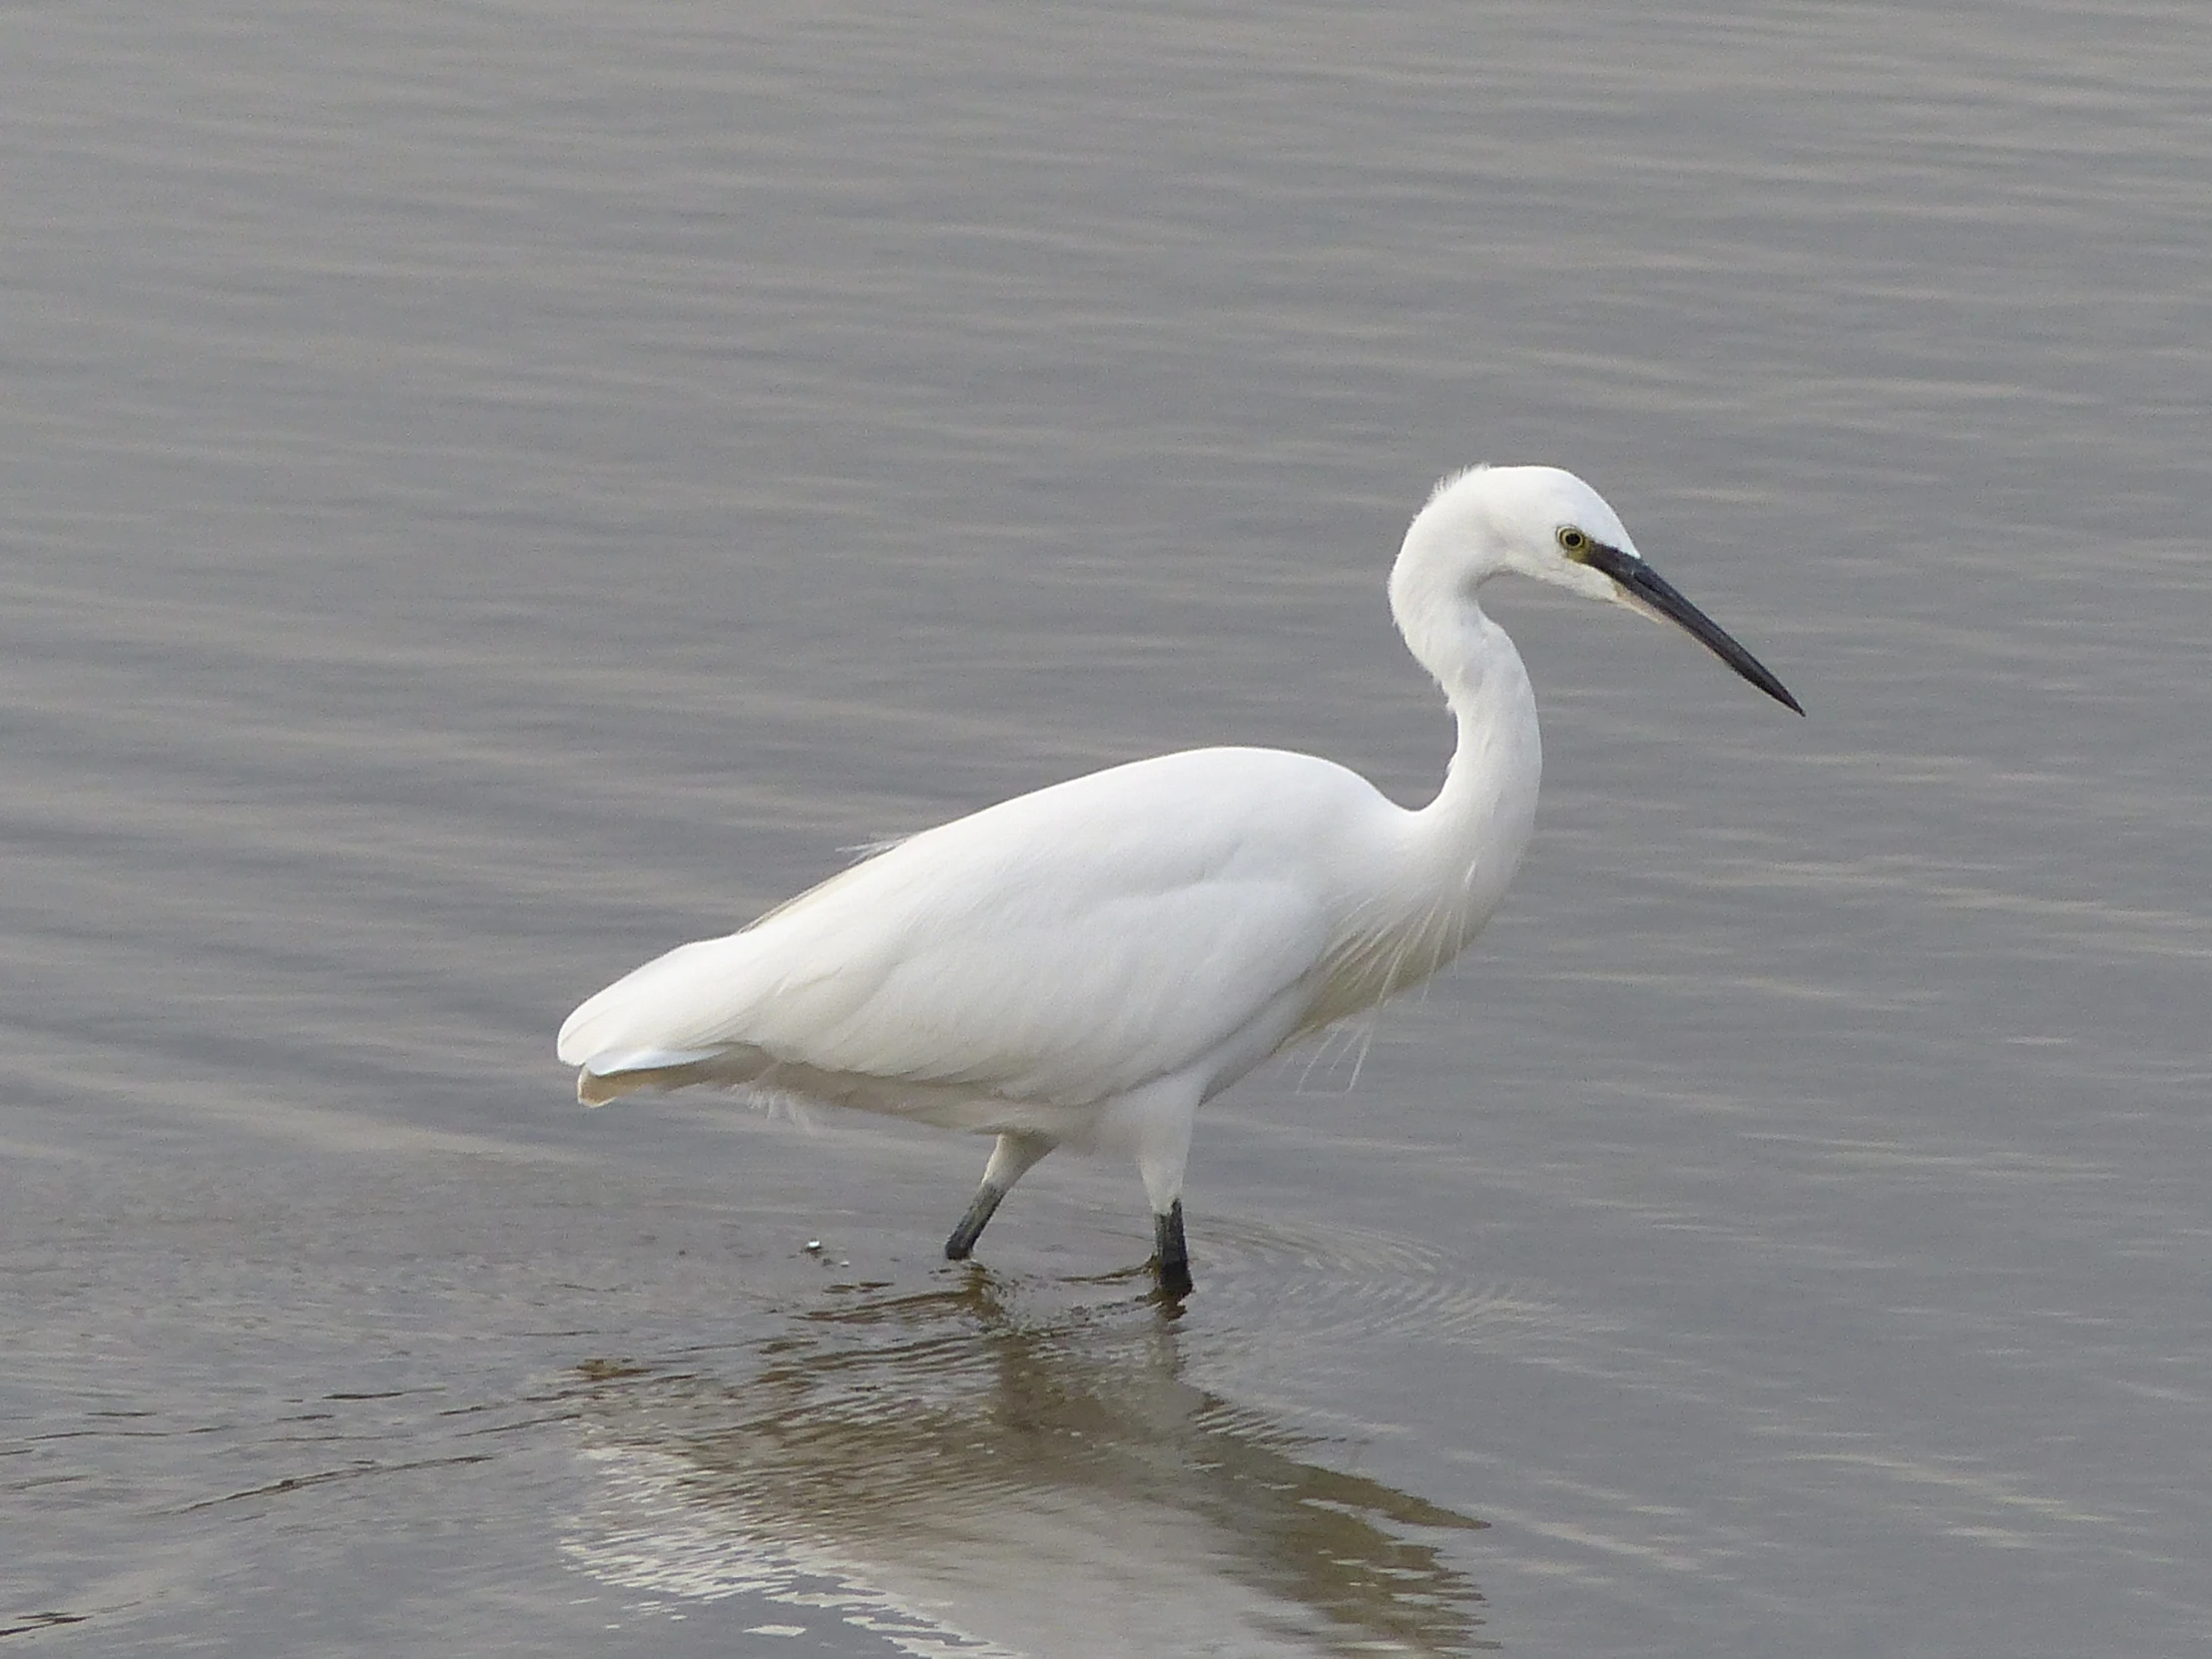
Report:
6,3,2210,1654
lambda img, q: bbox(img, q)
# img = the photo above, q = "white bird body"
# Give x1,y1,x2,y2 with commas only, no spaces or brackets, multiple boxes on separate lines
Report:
558,465,1797,1292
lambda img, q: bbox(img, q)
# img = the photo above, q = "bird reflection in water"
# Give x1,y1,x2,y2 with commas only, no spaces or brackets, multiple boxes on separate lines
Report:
571,1272,1492,1656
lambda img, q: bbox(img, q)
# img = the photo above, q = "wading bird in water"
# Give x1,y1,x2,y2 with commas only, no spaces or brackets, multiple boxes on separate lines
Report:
558,466,1800,1296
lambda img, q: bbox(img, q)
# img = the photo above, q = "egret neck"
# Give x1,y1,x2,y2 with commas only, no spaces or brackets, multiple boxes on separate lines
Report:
1392,487,1545,950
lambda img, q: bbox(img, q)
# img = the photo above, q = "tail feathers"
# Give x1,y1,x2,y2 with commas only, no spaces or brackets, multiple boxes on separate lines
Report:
573,1046,734,1107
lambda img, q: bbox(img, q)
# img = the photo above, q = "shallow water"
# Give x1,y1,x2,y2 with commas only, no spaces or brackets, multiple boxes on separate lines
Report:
5,2,2210,1653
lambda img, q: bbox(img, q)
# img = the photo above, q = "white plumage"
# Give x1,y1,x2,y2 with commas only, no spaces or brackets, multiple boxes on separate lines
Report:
558,465,1799,1293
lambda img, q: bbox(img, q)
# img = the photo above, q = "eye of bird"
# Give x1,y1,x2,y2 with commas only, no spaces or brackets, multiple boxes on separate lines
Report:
1556,524,1589,554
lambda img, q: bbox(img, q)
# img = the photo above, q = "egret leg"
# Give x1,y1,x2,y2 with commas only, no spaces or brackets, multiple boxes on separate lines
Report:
944,1132,1054,1260
1124,1080,1201,1295
1153,1201,1193,1298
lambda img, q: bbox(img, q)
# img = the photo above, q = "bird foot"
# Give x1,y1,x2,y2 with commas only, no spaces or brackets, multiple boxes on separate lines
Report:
944,1182,1006,1261
1152,1201,1193,1298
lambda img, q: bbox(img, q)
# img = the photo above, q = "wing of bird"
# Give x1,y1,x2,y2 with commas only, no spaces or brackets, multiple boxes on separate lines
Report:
557,748,1386,1109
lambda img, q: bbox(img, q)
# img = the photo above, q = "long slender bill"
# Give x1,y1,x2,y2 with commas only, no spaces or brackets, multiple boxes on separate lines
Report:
1583,542,1804,714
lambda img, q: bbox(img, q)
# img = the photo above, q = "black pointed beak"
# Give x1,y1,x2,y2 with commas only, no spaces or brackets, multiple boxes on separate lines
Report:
1579,541,1804,715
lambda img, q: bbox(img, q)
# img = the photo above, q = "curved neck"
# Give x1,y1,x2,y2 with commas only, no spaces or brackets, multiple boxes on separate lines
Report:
1387,508,1543,891
1419,595,1538,836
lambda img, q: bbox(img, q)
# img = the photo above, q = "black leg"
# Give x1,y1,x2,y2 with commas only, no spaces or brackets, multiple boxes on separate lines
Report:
944,1183,1006,1260
943,1132,1054,1262
1153,1200,1193,1298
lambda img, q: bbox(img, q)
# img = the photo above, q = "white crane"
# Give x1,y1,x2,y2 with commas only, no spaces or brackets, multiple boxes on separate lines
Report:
558,465,1800,1295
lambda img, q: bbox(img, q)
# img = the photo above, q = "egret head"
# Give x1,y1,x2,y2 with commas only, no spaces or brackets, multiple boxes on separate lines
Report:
1394,464,1802,714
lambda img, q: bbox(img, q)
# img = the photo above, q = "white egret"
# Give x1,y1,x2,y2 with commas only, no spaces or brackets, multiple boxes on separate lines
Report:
558,465,1800,1295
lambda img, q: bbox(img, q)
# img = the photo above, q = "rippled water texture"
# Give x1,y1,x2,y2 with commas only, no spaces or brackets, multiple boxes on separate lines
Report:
5,3,2209,1654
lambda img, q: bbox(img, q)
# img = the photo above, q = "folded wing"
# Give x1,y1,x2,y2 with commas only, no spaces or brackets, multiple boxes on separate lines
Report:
557,750,1373,1111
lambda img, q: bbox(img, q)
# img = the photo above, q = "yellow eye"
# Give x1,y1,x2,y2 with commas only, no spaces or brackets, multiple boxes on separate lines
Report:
1556,525,1589,555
